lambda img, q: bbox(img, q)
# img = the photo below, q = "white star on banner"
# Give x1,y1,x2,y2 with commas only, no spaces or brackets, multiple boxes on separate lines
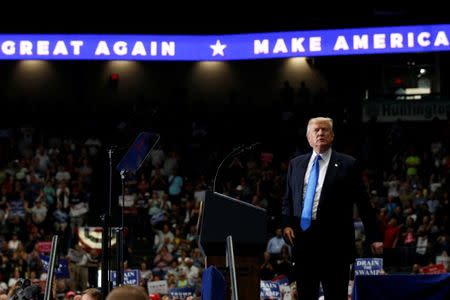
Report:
210,40,227,56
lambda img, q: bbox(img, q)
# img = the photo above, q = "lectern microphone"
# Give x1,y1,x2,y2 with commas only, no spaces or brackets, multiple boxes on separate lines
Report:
233,142,261,155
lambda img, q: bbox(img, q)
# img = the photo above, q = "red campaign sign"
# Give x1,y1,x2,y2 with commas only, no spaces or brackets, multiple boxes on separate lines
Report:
37,242,53,253
420,263,447,274
261,152,274,163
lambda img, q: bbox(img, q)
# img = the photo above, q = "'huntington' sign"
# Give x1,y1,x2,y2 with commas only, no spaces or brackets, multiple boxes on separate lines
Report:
363,101,450,122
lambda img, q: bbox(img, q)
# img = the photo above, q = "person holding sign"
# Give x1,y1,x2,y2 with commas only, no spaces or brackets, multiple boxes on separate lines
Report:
281,117,383,299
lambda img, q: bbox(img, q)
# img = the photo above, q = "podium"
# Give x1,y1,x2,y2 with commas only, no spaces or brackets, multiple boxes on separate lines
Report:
198,191,267,300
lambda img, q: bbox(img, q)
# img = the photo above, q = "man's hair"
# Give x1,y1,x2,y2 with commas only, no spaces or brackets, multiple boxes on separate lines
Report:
82,288,102,300
105,286,147,300
306,117,333,136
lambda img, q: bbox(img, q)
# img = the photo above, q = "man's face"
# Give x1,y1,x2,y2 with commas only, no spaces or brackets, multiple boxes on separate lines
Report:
307,120,334,153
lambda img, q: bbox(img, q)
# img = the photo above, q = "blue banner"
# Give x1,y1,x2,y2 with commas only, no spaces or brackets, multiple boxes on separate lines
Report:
1,24,450,61
40,255,70,278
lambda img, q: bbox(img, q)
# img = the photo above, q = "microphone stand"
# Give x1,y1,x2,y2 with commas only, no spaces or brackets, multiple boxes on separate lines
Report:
116,169,127,287
101,146,114,297
110,132,160,288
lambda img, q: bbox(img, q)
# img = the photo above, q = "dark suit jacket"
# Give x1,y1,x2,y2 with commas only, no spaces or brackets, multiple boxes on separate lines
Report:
281,150,381,263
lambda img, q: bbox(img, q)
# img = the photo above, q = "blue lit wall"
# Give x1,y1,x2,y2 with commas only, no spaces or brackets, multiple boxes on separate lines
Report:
1,24,449,61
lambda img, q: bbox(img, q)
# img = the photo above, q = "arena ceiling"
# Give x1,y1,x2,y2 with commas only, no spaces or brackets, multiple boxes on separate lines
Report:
2,4,449,35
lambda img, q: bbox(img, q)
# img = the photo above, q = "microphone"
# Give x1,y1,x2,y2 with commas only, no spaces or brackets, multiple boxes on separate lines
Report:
212,142,261,193
241,142,261,152
231,142,261,157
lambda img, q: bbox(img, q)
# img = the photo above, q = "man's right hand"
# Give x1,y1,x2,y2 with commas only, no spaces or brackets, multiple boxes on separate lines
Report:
283,227,295,245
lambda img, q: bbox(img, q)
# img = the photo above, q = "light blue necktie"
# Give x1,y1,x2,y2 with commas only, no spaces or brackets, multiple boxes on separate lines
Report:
301,154,321,231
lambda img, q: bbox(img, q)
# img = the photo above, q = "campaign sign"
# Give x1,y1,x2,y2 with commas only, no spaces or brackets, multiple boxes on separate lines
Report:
354,258,383,276
40,255,70,278
261,152,274,163
37,241,53,253
420,263,447,274
271,276,291,300
168,287,195,299
110,269,140,287
147,280,168,295
260,280,281,299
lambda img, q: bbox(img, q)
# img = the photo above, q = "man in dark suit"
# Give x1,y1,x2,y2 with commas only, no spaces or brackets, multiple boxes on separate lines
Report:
281,117,383,300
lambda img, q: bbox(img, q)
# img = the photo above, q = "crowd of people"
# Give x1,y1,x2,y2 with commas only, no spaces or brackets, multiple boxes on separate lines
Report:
0,111,449,299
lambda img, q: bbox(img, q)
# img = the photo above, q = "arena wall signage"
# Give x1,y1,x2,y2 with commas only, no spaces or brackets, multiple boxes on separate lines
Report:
1,24,449,61
362,101,450,122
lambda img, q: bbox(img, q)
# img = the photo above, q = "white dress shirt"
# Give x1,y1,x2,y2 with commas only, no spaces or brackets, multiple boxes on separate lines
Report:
303,148,331,219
